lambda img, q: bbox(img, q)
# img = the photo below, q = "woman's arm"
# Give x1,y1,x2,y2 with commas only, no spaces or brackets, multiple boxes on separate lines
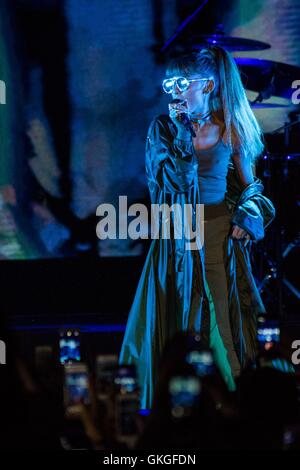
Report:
229,152,275,242
146,115,197,194
232,152,254,187
231,153,254,243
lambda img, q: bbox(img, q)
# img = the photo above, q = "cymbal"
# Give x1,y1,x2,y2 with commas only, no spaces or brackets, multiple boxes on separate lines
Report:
235,57,300,100
183,34,271,51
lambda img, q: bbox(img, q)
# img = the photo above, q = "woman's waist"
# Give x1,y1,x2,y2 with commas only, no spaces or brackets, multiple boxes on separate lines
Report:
203,200,230,220
198,177,228,206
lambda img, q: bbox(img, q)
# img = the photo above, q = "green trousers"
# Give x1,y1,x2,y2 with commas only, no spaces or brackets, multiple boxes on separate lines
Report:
204,204,241,382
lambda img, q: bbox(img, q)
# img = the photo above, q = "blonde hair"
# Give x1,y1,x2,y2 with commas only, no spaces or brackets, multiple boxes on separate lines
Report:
166,46,264,163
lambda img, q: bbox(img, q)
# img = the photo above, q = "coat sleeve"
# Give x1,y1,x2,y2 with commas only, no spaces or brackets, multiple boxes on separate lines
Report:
226,161,275,241
145,115,198,194
231,183,276,241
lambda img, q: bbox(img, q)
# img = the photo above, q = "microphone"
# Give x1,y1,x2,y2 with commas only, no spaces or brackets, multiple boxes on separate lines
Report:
170,99,196,138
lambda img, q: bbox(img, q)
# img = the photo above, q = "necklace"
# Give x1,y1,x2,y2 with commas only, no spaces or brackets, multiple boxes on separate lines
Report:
190,111,212,134
190,111,212,124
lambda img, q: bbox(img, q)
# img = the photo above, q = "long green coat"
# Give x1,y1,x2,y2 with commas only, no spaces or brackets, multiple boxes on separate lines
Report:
119,114,275,409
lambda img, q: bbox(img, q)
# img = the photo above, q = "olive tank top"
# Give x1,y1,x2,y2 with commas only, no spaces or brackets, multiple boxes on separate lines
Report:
195,135,231,205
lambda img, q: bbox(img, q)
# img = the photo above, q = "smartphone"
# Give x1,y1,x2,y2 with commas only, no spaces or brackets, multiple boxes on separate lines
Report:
114,364,138,394
115,394,139,448
96,354,118,398
169,375,201,418
64,363,90,410
59,329,81,364
257,316,280,350
186,349,216,377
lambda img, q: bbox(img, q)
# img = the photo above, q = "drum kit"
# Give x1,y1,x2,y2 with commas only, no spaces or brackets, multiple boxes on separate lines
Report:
162,29,300,317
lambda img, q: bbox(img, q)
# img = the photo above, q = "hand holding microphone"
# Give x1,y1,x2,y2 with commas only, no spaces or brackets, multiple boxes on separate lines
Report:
168,99,196,139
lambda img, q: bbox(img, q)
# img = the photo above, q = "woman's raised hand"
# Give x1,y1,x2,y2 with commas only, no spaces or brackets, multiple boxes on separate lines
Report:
168,99,191,140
